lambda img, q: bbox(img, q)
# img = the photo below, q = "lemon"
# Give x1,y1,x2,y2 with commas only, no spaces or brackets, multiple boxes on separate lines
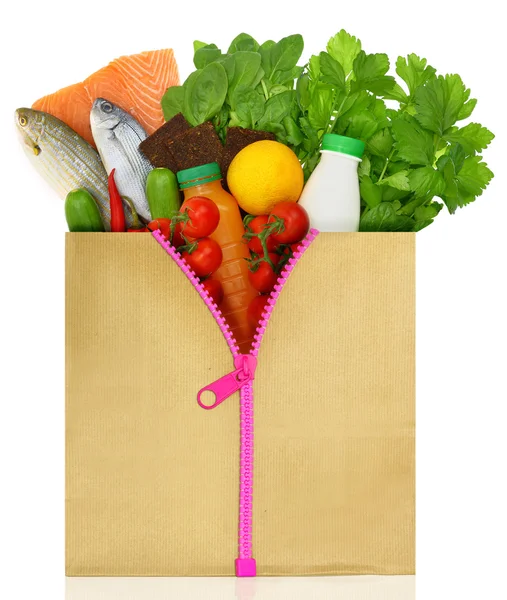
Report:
227,141,304,215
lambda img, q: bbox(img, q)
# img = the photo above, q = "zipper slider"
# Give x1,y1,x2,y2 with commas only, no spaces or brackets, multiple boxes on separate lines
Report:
197,354,257,410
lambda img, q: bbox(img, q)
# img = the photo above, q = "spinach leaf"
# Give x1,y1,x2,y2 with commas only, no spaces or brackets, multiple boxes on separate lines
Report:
267,34,304,80
183,63,228,126
259,40,276,77
223,51,263,105
228,33,259,53
258,91,295,128
233,87,265,128
194,44,222,69
161,86,185,121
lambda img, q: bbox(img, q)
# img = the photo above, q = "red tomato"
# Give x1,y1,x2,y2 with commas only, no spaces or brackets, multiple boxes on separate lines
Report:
201,278,224,306
171,222,185,248
269,202,310,244
180,196,220,238
147,218,171,238
245,215,278,254
247,295,270,330
147,219,185,247
248,253,280,294
181,238,222,277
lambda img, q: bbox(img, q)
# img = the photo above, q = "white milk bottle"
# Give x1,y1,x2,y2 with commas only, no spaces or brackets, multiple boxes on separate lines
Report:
299,134,365,232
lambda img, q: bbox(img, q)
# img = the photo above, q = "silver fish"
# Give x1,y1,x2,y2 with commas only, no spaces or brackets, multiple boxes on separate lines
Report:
90,98,152,222
15,107,113,230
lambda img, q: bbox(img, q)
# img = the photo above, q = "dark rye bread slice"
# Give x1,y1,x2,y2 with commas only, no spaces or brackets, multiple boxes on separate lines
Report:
221,127,276,176
170,121,224,172
139,113,191,172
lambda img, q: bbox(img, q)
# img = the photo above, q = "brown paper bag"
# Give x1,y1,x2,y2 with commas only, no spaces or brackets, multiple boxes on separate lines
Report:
66,232,415,576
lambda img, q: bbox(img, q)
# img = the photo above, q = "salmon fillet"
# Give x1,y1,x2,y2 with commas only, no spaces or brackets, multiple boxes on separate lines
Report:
32,49,179,147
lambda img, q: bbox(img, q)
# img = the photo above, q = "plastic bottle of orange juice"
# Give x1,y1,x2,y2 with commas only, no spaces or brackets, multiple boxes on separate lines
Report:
177,163,258,353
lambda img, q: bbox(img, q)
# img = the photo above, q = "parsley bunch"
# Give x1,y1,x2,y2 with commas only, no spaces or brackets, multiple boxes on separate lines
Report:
295,30,495,231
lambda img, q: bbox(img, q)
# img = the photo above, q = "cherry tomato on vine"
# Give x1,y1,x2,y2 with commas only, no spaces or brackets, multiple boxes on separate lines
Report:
201,278,224,306
269,202,310,245
245,215,278,254
248,253,280,294
180,196,220,238
181,238,222,277
247,295,270,331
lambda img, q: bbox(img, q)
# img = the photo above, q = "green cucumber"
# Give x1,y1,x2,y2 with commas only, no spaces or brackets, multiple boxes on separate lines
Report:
65,189,105,232
146,168,180,219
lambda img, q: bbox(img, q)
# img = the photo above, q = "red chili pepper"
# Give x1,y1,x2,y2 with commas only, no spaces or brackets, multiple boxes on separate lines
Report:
108,168,126,232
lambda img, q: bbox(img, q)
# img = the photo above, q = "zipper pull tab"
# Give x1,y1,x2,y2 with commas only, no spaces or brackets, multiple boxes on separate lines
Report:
197,354,257,410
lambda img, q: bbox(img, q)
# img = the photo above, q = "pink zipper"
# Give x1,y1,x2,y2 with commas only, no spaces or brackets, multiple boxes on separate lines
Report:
153,227,319,577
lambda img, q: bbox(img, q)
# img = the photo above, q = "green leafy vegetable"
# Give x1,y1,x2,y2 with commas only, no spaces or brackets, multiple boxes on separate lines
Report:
163,33,305,146
293,31,494,230
161,30,495,232
183,63,228,126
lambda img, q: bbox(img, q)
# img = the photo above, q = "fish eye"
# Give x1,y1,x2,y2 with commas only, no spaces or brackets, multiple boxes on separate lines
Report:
101,101,113,114
19,115,28,127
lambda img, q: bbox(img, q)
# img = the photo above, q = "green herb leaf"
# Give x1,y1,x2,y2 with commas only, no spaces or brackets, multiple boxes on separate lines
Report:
414,202,443,221
366,128,394,158
383,83,409,103
444,123,495,154
183,63,228,126
326,29,362,76
358,155,371,177
299,116,320,153
359,202,415,231
161,86,185,121
319,52,346,90
297,73,311,110
267,34,304,80
307,84,334,131
352,51,395,95
228,33,259,53
408,167,446,197
346,111,378,140
414,74,475,136
377,170,411,191
456,156,494,198
194,44,222,69
283,116,304,146
360,176,382,208
396,54,436,98
392,116,434,165
308,55,321,80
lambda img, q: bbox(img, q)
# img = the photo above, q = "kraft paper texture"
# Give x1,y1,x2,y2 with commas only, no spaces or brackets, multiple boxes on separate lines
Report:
66,232,415,576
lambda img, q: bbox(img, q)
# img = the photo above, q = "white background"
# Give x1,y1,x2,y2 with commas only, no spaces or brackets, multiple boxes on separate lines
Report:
1,1,505,598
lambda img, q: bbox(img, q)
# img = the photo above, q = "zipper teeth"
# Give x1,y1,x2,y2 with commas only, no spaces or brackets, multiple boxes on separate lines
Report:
237,227,319,565
251,228,319,357
152,230,240,356
238,380,254,560
152,226,320,572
